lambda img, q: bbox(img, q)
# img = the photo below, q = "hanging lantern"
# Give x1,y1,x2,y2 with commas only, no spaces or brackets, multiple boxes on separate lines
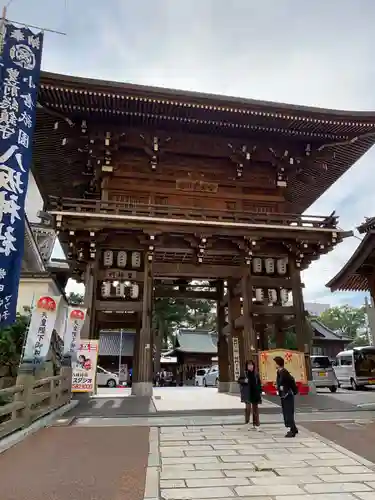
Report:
117,251,127,268
131,251,141,269
268,289,277,303
130,283,140,299
280,289,289,304
255,288,264,302
115,282,125,297
252,258,262,274
103,250,113,267
276,258,287,275
265,258,275,274
101,281,111,298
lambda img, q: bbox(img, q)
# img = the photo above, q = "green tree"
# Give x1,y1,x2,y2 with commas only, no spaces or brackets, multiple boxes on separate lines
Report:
184,299,216,330
319,305,367,339
0,312,30,378
67,292,84,305
153,298,187,372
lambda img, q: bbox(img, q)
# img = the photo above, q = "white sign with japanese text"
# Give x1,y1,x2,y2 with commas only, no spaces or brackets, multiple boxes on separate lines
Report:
232,336,241,381
23,295,61,364
63,307,87,358
72,340,99,393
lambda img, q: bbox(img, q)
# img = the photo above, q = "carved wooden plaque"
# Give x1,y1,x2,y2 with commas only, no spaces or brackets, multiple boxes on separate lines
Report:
176,179,218,193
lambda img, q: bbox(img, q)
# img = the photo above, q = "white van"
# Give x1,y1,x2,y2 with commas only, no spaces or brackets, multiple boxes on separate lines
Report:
334,346,375,390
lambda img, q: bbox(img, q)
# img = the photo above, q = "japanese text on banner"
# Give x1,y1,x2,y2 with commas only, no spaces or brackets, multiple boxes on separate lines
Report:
0,25,44,326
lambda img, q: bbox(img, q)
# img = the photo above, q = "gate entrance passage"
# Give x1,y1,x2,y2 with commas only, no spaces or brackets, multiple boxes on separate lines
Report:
33,72,375,395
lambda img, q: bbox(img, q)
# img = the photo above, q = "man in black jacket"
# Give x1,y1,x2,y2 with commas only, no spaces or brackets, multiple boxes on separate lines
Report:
274,356,299,438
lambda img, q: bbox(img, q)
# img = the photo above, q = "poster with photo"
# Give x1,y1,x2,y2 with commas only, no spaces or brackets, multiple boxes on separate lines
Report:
71,340,99,393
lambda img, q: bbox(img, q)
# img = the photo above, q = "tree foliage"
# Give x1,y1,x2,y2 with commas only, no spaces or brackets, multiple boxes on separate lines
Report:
319,305,367,339
67,292,84,305
0,312,29,376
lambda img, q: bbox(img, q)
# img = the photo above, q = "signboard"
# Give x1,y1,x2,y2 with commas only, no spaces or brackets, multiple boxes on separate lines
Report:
119,363,128,382
63,307,87,359
22,295,61,365
0,24,44,326
258,349,308,395
232,337,241,381
72,340,99,393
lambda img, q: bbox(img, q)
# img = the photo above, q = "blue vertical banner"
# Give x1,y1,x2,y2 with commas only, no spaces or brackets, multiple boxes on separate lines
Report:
0,24,44,326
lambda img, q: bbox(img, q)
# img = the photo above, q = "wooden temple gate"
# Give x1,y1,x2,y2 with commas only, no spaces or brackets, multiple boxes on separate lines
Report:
32,72,375,395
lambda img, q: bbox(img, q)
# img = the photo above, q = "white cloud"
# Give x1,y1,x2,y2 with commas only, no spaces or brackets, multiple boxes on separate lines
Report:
15,0,375,306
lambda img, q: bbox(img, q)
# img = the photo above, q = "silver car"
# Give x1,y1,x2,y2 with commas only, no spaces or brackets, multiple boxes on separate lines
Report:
203,365,219,387
311,355,338,392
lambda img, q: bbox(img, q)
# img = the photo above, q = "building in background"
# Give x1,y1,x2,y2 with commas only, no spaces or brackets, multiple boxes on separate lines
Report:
310,318,351,358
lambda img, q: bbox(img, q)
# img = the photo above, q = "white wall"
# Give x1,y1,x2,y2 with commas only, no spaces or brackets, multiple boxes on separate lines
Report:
17,278,66,314
25,172,43,223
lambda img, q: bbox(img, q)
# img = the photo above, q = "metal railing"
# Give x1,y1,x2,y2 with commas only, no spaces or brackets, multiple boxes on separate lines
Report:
0,372,72,439
47,196,338,229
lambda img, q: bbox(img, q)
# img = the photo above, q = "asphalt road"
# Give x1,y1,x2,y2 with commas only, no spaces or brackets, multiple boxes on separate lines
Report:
315,386,375,408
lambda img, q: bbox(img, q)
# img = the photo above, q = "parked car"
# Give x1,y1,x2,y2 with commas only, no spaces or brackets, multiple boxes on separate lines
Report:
334,346,375,390
96,366,119,388
203,365,219,387
310,355,338,392
195,368,210,386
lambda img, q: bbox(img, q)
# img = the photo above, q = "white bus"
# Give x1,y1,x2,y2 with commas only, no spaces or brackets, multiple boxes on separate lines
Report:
334,346,375,390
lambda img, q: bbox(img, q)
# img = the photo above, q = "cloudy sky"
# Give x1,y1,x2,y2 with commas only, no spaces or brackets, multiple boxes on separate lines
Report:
14,0,375,305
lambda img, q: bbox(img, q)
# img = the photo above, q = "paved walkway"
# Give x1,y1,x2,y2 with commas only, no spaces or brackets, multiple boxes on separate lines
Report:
144,423,375,499
0,425,149,500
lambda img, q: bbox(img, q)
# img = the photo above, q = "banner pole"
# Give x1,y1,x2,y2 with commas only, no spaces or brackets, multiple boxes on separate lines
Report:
0,6,7,54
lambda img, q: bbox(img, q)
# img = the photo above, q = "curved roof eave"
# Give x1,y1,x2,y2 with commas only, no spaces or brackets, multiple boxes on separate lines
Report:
40,71,375,121
326,233,375,292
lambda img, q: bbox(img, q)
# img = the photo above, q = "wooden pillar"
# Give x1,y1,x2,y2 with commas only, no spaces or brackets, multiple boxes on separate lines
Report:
132,314,141,384
217,280,229,392
290,258,312,382
80,262,95,339
275,318,285,348
132,254,153,396
227,279,244,393
241,267,257,366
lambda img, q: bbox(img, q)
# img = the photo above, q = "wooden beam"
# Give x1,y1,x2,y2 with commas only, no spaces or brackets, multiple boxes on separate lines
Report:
252,305,295,315
95,300,142,312
153,263,244,278
154,288,218,299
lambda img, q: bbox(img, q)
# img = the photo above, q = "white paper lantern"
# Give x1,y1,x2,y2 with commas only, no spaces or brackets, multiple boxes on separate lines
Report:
255,288,264,301
265,258,275,274
103,250,113,267
115,282,125,297
101,281,111,298
280,289,289,304
268,288,277,303
276,258,287,275
252,258,262,274
130,283,140,299
117,251,127,268
131,251,141,269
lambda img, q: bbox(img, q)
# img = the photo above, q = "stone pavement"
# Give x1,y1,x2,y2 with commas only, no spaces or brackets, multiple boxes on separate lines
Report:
0,425,149,500
144,423,375,499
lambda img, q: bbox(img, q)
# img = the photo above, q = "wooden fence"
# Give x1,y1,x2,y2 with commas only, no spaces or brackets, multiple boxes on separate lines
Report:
0,372,72,440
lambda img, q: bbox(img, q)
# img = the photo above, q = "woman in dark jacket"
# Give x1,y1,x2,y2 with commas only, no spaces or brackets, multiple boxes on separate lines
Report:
238,360,262,430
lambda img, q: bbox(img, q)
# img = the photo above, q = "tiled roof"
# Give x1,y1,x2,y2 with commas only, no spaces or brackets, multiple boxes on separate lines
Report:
310,319,351,342
175,329,218,354
99,331,135,356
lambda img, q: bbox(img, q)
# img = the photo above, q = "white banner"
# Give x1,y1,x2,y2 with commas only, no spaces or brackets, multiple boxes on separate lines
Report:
72,340,99,393
23,295,61,365
63,307,87,358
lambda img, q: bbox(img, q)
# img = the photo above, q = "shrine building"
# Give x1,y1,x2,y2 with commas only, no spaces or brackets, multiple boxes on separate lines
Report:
31,72,375,395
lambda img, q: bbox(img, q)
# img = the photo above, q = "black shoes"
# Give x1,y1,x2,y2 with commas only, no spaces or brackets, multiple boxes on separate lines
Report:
285,428,298,438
